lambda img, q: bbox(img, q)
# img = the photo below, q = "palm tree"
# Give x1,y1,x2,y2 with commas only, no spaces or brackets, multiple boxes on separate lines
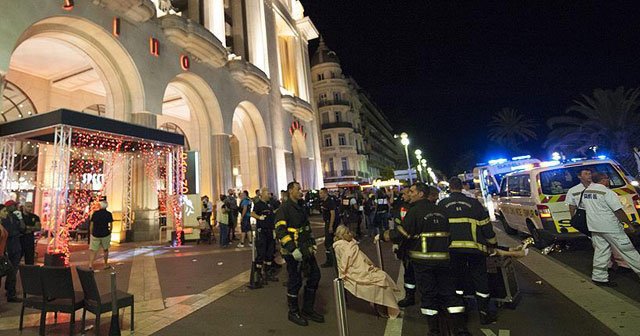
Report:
488,108,537,153
545,86,640,176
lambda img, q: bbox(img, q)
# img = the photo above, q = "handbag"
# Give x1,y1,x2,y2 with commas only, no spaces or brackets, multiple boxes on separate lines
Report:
0,254,13,278
570,189,591,237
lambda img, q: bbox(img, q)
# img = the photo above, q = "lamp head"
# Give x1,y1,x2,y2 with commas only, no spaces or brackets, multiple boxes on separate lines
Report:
414,149,422,156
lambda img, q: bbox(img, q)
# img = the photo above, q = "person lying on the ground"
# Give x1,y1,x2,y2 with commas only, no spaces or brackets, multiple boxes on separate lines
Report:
333,225,401,318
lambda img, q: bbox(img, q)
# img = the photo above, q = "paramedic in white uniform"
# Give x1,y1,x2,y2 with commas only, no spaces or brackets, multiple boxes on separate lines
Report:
582,172,640,286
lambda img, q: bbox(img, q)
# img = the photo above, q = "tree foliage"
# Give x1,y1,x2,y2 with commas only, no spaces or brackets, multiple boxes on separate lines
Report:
488,108,537,153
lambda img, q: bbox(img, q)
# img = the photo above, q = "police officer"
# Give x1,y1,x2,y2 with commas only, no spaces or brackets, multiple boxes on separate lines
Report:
251,187,279,284
319,188,338,268
340,189,358,231
1,201,24,302
373,189,390,236
275,182,324,326
440,177,497,325
379,183,469,335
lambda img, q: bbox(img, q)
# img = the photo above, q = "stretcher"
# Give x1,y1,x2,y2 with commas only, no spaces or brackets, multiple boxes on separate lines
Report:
486,255,520,308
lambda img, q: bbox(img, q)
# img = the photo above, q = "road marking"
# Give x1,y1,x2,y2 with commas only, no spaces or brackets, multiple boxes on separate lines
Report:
481,329,511,336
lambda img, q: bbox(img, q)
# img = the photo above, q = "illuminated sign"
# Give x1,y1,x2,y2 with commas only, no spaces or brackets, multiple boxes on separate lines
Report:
180,55,190,71
113,17,121,37
289,120,307,139
63,0,74,11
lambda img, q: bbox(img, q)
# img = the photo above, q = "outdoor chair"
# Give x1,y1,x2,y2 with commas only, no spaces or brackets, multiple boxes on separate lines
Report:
41,266,85,335
18,265,45,334
76,266,134,336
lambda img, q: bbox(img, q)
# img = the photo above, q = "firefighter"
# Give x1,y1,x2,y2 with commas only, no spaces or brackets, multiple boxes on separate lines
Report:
439,177,497,325
274,181,324,326
251,187,279,284
379,183,470,335
319,188,339,268
391,188,418,307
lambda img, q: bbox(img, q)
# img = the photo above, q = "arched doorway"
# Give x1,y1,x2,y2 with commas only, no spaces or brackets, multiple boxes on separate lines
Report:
231,102,269,193
291,129,309,188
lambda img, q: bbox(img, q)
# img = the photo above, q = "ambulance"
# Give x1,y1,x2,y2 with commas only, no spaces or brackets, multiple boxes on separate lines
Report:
495,158,640,248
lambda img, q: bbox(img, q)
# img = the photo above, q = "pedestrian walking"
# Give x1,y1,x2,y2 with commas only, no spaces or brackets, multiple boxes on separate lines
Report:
581,172,640,286
251,187,279,282
0,202,23,303
319,188,338,268
440,177,498,325
88,201,113,269
238,190,252,248
274,181,324,326
225,189,239,241
379,183,470,335
216,194,230,247
20,202,41,265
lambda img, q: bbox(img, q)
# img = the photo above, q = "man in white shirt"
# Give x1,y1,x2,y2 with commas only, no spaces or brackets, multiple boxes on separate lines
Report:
582,173,640,286
566,169,592,215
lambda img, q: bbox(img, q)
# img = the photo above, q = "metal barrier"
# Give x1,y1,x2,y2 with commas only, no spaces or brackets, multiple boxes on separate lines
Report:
375,236,385,271
333,278,349,336
248,229,262,289
109,270,121,335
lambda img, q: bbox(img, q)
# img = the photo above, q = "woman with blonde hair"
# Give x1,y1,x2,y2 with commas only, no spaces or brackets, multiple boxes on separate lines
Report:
333,225,401,318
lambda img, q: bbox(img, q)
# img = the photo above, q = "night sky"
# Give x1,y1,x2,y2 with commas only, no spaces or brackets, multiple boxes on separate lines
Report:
300,0,640,174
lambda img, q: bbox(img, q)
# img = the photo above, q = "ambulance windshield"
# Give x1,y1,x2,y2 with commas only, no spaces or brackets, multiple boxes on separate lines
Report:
539,163,626,195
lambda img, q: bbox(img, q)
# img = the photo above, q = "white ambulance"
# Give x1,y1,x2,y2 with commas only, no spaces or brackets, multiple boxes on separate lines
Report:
496,158,640,247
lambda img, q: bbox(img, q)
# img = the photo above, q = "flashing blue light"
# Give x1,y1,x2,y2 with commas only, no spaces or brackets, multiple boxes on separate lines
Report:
511,155,531,161
488,158,508,166
570,158,584,162
597,155,607,160
551,152,561,161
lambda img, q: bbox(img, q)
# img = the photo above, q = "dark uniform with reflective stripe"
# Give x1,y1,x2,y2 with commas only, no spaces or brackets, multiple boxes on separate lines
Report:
274,198,322,324
392,200,417,306
439,191,497,324
320,196,339,267
383,198,468,334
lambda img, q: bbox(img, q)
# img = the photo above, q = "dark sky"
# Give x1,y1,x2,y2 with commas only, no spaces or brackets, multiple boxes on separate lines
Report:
300,0,640,174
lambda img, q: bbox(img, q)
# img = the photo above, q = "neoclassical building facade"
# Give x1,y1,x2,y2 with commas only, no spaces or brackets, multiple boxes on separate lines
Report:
0,0,323,240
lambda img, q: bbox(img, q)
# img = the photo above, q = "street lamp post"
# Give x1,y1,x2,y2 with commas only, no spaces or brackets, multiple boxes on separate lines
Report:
396,132,413,184
421,159,429,184
415,149,424,182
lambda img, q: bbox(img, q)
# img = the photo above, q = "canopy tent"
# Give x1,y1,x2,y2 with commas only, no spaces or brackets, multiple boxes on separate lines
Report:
0,109,187,264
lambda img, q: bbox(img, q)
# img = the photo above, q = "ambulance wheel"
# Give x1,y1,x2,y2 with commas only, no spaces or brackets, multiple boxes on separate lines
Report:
499,213,518,235
527,220,550,249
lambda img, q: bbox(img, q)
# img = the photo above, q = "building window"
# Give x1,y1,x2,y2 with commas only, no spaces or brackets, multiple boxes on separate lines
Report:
324,134,333,147
338,133,347,146
341,157,348,171
335,111,342,122
330,72,336,79
317,73,324,81
319,93,327,103
321,112,329,124
328,158,335,173
333,92,342,101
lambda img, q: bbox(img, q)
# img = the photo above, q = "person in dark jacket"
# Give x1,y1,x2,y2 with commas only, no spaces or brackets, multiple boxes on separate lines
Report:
439,177,498,325
379,183,470,336
1,201,24,302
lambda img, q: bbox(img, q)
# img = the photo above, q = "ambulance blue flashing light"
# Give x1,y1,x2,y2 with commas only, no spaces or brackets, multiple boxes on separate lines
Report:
570,158,584,162
551,152,561,161
511,155,531,161
488,158,508,166
597,155,607,160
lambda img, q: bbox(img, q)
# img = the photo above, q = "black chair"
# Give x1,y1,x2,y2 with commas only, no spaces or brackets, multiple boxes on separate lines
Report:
76,267,134,336
41,266,85,335
18,265,45,334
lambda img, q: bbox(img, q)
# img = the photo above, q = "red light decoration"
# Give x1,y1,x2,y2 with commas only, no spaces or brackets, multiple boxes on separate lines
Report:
180,55,190,71
289,120,307,139
113,17,121,37
149,37,160,57
63,0,74,11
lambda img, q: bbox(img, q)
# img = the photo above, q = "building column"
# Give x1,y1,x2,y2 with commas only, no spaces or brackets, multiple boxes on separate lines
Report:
211,134,232,197
131,112,159,241
257,146,276,193
0,73,5,113
203,0,226,46
245,0,269,76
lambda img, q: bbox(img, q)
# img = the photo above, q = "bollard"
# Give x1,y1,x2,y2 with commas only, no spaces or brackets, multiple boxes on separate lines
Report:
333,278,349,336
248,229,262,289
375,236,385,271
109,270,121,336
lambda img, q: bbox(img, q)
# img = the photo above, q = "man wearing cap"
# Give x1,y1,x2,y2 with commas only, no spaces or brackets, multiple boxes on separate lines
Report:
2,200,25,302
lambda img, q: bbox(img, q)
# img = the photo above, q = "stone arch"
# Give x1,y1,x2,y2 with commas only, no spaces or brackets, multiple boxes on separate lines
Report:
231,101,271,192
11,16,144,121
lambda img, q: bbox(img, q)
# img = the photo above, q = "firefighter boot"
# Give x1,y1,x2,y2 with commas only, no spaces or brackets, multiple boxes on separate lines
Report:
449,313,472,336
287,295,308,326
398,288,416,308
426,315,441,336
301,288,325,323
477,296,497,325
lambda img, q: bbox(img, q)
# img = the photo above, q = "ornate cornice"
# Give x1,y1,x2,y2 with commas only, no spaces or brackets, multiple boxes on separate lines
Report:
226,60,271,95
160,15,228,68
92,0,156,23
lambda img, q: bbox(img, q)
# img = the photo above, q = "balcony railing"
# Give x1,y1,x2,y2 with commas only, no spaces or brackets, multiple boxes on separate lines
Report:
325,171,338,178
318,99,351,108
341,169,357,177
321,122,353,130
